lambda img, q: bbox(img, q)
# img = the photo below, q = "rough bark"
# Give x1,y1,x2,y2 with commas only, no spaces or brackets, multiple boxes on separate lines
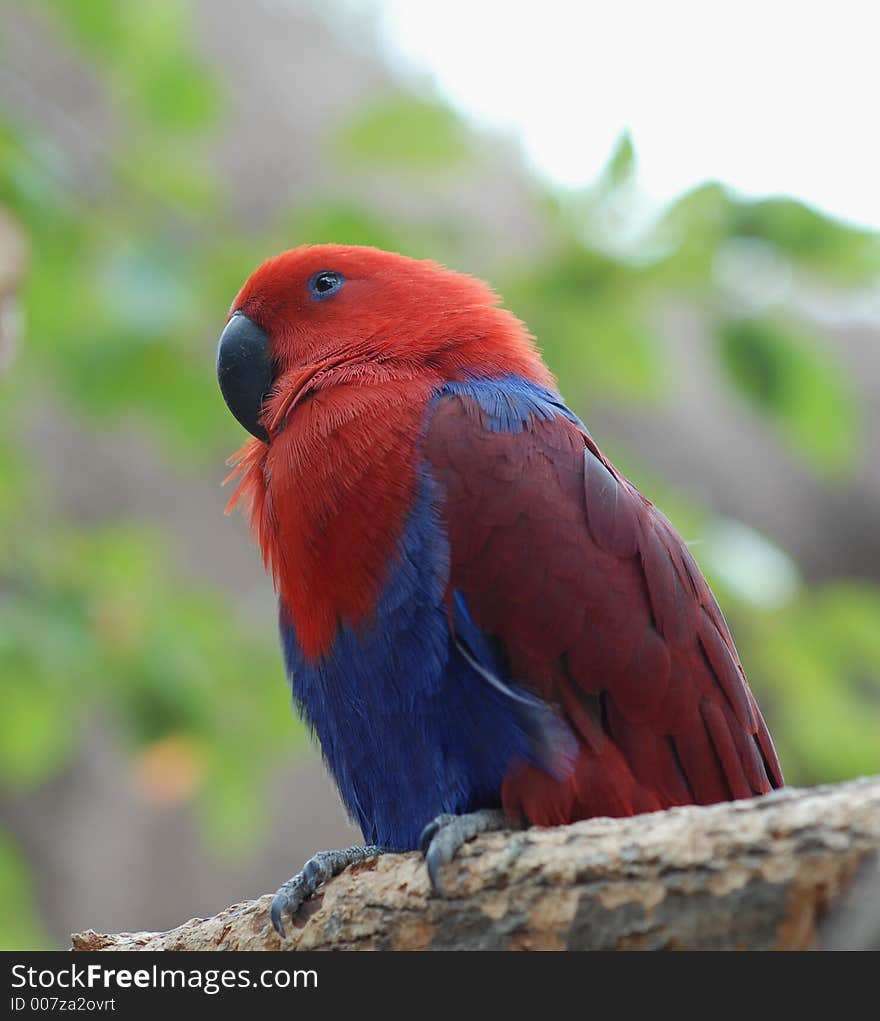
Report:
71,776,880,951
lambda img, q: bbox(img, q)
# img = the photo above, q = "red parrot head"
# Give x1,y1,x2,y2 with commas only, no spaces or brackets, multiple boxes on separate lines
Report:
216,244,551,443
217,244,555,656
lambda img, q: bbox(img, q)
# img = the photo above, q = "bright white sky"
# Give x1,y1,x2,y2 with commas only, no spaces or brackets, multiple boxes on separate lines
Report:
369,0,880,230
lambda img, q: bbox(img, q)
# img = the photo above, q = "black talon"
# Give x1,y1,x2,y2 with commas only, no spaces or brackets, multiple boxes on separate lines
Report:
269,845,382,939
419,813,454,857
425,841,447,895
270,893,288,938
419,809,509,896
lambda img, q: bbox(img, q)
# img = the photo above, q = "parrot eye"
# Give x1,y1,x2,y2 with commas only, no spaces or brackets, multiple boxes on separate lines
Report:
308,271,345,301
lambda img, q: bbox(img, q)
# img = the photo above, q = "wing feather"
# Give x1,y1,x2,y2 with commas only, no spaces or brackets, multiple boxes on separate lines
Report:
424,390,783,824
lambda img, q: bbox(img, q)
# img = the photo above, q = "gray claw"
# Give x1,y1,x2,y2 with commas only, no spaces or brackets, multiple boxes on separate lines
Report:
419,813,455,857
420,809,507,896
270,844,382,939
270,897,286,938
270,880,304,939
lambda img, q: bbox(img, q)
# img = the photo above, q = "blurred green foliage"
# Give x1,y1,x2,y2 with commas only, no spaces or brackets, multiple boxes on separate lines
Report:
1,0,879,950
0,0,296,949
337,94,472,168
745,584,880,783
718,315,856,471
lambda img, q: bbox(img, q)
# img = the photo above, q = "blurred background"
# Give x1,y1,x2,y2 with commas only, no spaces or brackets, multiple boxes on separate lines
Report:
1,0,879,950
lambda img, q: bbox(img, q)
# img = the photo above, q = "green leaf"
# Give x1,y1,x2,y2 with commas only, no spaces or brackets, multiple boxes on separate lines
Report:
41,0,127,51
733,197,880,281
0,835,51,949
289,203,406,251
43,0,221,132
0,662,76,786
717,315,858,473
506,248,660,404
745,584,880,785
335,93,472,169
650,181,739,285
601,131,637,189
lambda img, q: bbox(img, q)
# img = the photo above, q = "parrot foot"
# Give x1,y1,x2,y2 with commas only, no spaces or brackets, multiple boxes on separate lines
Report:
419,808,508,895
270,844,383,938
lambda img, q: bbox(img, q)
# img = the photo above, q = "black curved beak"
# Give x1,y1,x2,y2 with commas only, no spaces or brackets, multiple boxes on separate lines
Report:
216,311,273,442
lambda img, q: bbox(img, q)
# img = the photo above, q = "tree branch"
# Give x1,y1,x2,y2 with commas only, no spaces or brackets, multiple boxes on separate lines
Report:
71,775,880,951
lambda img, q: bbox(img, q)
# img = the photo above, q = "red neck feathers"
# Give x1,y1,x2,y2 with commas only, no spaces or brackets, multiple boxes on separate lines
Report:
224,245,553,660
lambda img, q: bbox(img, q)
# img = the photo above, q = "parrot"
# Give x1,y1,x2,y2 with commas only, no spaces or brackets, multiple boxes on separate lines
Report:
216,244,783,937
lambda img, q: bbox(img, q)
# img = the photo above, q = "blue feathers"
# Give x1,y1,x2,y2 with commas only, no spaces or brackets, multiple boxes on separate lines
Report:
441,375,586,434
280,473,529,851
279,376,580,851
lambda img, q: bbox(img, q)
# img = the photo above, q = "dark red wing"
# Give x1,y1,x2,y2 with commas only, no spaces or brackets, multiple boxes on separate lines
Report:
424,393,783,826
